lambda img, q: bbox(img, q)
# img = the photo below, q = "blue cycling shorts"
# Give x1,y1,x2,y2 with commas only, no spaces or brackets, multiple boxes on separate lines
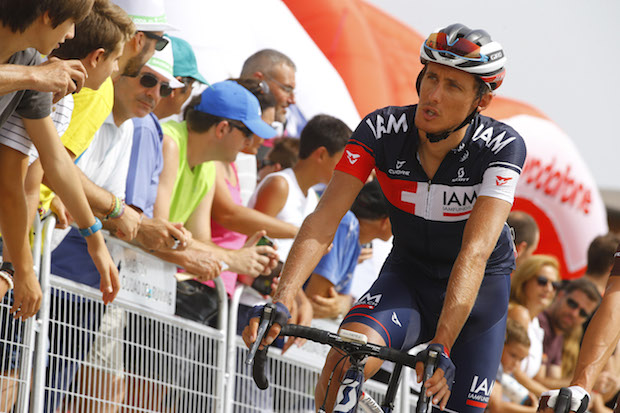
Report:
343,253,510,412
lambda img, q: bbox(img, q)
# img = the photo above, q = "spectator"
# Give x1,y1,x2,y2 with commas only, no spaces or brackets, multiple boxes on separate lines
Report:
508,255,561,397
113,0,175,77
507,211,540,269
21,0,137,233
582,233,620,296
153,35,208,120
240,49,296,124
241,114,350,349
0,0,118,320
249,114,351,261
305,180,391,319
487,319,536,412
45,41,185,413
154,80,279,324
210,79,297,299
232,78,276,205
257,137,300,182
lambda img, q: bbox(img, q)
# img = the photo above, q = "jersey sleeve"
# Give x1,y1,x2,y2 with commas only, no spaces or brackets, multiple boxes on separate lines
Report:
335,113,377,183
479,130,527,204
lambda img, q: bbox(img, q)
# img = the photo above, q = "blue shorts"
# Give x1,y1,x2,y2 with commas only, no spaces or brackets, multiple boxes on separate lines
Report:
343,253,510,412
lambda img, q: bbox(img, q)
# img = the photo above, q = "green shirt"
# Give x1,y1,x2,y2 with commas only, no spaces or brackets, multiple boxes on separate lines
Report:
161,120,216,224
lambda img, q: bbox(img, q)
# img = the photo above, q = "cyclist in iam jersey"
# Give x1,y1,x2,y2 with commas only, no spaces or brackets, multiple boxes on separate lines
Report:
243,23,526,412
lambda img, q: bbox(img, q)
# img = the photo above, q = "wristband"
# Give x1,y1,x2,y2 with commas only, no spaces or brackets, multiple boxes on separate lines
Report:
0,262,14,290
78,217,103,237
106,196,125,220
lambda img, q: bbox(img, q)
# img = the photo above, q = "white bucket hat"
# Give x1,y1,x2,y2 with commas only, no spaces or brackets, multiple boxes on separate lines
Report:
145,39,184,88
112,0,176,31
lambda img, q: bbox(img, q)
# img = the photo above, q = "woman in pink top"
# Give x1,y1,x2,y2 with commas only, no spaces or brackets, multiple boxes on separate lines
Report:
210,79,297,296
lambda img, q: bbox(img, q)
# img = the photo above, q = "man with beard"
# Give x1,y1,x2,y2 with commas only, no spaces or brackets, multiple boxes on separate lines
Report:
536,279,601,388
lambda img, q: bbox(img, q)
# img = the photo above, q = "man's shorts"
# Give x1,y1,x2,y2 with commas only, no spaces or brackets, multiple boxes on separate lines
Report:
343,252,511,413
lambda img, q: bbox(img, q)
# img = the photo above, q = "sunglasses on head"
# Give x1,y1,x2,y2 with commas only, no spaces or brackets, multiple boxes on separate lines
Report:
535,275,561,290
141,31,169,51
566,297,591,319
424,32,489,63
138,72,173,97
228,121,253,139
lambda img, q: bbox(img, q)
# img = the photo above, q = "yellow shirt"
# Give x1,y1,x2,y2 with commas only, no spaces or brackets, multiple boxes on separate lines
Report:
39,77,114,211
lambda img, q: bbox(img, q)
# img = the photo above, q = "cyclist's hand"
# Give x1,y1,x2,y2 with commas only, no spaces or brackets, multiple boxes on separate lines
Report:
242,302,291,350
537,386,589,413
282,291,312,353
415,343,455,411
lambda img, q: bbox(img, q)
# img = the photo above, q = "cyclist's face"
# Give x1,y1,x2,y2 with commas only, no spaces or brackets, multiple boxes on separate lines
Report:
414,63,488,136
501,341,529,374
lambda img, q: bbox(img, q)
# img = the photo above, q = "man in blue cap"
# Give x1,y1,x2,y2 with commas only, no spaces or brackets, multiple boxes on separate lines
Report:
154,35,208,120
153,80,279,324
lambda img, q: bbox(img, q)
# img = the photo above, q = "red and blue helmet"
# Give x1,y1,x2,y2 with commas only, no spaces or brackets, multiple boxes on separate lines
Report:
420,23,507,91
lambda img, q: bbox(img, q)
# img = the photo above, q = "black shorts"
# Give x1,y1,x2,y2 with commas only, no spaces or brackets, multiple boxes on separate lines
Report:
343,253,511,412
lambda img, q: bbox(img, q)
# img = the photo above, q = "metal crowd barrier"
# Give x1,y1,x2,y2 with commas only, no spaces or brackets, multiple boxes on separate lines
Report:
1,214,415,412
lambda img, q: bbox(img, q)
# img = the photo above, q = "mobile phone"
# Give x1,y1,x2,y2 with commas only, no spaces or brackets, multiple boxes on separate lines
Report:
257,236,275,247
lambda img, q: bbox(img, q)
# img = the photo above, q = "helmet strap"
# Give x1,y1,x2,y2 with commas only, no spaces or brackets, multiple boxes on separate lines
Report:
425,108,479,143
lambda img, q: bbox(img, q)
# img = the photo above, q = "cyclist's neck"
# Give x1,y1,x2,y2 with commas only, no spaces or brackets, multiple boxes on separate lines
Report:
417,126,468,179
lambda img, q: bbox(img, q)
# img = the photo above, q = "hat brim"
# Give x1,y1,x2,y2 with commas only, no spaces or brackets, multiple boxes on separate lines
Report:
135,22,178,32
245,118,278,140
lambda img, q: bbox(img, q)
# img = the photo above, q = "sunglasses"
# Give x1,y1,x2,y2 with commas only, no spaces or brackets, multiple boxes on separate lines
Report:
266,76,294,96
141,31,169,51
566,297,591,319
229,122,253,139
535,275,561,291
424,32,489,63
138,73,173,97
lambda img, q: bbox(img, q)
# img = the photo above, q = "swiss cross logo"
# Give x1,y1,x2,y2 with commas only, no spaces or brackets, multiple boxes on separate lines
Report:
496,176,512,186
346,150,360,165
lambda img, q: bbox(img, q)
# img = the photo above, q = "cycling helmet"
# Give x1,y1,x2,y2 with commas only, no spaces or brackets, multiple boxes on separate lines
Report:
419,23,507,91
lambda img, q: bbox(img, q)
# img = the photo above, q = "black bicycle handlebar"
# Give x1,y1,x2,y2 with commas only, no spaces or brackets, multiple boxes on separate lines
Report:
554,387,572,413
251,324,418,390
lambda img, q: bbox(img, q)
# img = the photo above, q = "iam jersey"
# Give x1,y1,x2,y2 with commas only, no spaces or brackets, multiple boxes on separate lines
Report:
336,104,527,279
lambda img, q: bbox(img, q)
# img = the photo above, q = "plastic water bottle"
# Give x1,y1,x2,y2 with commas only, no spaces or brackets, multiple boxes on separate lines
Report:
501,373,530,404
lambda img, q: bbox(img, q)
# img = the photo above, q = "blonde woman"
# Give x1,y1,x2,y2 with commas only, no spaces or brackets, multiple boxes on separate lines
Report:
508,254,561,396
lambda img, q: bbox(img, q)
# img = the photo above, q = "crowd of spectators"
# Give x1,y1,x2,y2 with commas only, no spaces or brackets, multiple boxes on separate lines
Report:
0,0,618,411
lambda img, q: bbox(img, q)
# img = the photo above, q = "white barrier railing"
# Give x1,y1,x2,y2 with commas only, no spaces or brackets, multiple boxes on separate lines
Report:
1,215,415,412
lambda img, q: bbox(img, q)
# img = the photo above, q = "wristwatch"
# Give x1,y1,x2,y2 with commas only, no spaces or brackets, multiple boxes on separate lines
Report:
78,217,103,237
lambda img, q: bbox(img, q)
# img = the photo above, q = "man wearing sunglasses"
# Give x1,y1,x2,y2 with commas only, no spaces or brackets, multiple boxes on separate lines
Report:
112,0,175,77
538,273,620,412
536,279,600,389
241,49,296,125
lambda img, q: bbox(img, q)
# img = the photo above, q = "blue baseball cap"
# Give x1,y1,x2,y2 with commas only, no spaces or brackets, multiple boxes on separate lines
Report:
194,80,277,139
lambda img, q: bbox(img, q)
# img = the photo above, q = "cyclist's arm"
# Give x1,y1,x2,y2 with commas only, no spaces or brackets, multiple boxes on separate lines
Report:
272,171,364,310
433,195,513,352
570,275,620,393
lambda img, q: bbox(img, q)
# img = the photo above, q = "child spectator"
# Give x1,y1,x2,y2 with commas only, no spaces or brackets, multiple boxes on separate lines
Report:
487,319,536,412
257,137,300,182
249,114,351,261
